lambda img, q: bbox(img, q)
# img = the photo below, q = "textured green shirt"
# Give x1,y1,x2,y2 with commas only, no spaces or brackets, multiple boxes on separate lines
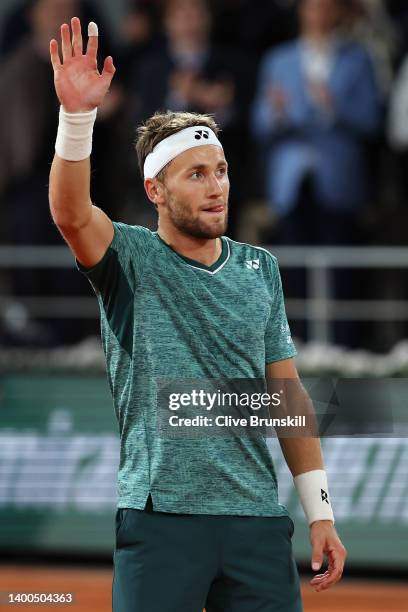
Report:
78,222,297,516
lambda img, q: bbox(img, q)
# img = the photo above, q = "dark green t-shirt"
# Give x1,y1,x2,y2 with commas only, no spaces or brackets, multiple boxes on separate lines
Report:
78,223,297,516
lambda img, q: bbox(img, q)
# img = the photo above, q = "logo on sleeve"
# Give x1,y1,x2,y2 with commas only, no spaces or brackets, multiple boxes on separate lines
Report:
281,322,293,345
244,259,260,270
321,489,330,504
195,129,210,140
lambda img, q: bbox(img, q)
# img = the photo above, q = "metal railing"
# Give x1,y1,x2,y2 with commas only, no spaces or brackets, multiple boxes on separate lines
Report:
1,245,408,344
271,246,408,342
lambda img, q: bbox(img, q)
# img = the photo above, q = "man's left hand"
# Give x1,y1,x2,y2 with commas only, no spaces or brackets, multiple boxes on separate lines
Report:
309,520,347,592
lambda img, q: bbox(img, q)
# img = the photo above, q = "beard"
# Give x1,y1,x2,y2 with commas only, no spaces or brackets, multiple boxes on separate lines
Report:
166,192,228,239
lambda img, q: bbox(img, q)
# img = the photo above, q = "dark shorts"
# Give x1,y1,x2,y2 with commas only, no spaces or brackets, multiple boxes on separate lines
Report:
112,495,303,612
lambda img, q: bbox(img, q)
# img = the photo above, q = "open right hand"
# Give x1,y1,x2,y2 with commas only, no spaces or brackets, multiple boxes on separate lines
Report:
50,16,116,113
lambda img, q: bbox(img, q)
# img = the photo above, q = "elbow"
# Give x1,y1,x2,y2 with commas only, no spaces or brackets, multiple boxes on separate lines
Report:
49,195,92,232
52,216,91,233
52,213,92,233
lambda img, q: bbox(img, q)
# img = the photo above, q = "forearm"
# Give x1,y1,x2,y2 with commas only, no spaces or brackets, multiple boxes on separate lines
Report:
49,103,98,229
278,436,324,477
277,378,324,475
266,365,333,524
49,154,92,229
268,372,322,475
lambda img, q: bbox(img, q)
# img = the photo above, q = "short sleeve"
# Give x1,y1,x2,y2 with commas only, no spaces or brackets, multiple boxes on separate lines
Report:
76,222,149,297
264,255,297,363
75,223,151,356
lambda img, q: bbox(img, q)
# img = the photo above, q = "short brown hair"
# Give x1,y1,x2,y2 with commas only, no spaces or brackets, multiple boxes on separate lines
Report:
135,110,220,180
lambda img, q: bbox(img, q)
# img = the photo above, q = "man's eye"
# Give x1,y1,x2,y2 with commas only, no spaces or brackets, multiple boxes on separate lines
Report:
191,172,202,179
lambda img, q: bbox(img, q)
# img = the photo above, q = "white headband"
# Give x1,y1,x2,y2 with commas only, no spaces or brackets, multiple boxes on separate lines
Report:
143,125,223,179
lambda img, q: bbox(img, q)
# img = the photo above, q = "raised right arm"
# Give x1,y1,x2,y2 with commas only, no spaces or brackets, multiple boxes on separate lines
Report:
48,17,116,268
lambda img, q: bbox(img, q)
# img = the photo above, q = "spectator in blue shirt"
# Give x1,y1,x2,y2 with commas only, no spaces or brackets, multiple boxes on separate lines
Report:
252,0,382,247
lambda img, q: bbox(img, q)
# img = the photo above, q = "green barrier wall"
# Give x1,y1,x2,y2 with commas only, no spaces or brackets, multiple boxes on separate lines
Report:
0,374,407,569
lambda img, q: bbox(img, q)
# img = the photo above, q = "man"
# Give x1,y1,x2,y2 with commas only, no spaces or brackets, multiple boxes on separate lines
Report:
251,0,381,345
252,0,381,240
49,17,346,612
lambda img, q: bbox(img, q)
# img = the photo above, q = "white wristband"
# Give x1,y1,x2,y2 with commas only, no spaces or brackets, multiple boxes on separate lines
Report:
294,469,335,526
55,105,97,161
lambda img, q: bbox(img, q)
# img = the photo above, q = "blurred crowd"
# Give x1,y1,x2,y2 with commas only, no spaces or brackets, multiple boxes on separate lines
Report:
1,0,408,350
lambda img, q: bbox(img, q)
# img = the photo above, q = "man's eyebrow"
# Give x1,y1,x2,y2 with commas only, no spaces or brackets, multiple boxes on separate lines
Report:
186,160,228,172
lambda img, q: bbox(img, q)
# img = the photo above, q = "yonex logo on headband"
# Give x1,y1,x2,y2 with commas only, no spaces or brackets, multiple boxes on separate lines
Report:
194,130,209,140
143,125,223,179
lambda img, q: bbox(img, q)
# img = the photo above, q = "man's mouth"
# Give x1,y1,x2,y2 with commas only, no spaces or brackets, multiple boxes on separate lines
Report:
202,205,225,214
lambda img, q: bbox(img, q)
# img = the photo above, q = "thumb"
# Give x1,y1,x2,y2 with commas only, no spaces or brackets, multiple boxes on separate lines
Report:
101,56,116,81
311,539,324,571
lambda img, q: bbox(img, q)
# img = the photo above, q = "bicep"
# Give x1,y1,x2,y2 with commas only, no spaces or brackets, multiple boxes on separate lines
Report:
58,205,114,268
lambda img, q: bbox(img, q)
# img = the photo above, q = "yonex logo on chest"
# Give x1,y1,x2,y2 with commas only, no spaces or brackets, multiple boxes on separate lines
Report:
244,259,260,270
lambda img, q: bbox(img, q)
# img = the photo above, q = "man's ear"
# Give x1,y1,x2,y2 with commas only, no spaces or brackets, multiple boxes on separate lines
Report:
144,178,166,207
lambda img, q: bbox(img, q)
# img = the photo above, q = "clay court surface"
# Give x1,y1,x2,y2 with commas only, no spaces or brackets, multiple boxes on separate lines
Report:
0,565,407,611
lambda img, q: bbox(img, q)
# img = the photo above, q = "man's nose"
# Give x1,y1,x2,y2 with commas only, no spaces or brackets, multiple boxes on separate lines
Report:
207,173,223,197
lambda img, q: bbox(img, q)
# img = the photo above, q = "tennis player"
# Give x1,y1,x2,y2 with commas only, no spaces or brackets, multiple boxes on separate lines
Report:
49,18,346,612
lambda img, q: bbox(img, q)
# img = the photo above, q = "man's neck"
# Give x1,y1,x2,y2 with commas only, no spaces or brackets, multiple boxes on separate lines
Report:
157,225,222,267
